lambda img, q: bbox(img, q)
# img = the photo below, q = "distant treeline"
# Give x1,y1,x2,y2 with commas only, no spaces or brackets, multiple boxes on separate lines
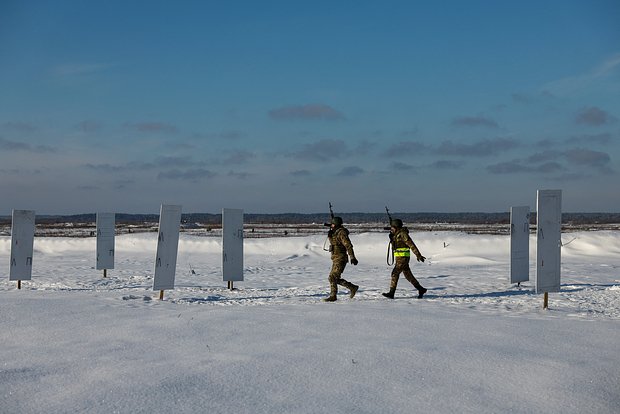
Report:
2,212,620,225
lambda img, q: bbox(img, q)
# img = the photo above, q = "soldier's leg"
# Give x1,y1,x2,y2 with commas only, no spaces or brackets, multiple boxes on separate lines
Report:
402,259,427,298
337,273,359,298
325,259,346,301
383,261,403,298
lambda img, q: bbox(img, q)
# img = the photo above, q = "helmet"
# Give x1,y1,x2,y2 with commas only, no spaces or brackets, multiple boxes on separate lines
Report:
331,216,343,226
390,218,403,228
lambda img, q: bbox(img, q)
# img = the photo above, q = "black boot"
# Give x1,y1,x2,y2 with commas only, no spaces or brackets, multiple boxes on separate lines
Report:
349,284,359,299
382,288,396,299
417,286,427,299
324,286,337,302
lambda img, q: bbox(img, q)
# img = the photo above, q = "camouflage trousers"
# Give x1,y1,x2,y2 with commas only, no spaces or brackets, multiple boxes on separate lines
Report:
390,257,422,290
328,257,356,294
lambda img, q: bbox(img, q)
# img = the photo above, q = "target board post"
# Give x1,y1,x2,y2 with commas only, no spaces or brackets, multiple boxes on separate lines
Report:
96,212,116,277
510,206,530,285
152,204,182,300
536,190,562,309
9,210,36,289
222,208,244,290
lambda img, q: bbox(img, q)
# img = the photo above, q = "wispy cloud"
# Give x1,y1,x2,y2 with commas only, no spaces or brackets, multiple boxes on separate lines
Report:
392,162,417,171
429,160,464,170
2,122,37,132
564,148,611,169
290,169,312,177
575,107,616,126
487,160,530,174
437,138,519,157
227,170,253,179
543,53,620,96
383,141,431,158
451,116,499,128
336,166,364,177
125,122,178,134
0,137,56,153
566,133,614,145
291,139,346,162
222,150,255,165
157,168,216,182
269,104,345,121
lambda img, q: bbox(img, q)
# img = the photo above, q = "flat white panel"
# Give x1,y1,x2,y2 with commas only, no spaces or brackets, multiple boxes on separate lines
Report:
536,190,562,293
222,208,244,282
510,206,530,284
96,212,115,270
153,204,182,291
9,210,35,281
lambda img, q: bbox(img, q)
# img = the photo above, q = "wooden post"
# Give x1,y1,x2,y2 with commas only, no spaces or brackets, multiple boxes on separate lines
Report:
159,290,164,300
17,280,21,290
543,292,549,309
103,269,107,278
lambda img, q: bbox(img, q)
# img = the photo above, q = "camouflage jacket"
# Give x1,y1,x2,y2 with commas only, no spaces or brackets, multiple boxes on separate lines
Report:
328,226,356,260
392,227,422,257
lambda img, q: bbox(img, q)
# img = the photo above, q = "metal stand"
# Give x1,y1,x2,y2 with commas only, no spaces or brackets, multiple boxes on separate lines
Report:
103,269,107,278
543,292,549,309
159,290,164,300
17,280,21,290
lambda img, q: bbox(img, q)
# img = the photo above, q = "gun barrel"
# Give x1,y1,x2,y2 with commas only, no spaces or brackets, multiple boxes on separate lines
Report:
323,222,331,227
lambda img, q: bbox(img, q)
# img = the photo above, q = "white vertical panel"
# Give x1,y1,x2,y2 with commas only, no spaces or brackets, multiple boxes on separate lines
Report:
222,208,244,282
510,206,530,284
9,210,36,281
536,190,562,293
96,212,115,270
153,204,182,291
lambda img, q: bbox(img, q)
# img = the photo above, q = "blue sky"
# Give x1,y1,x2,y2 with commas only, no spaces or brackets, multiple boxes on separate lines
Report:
1,0,619,214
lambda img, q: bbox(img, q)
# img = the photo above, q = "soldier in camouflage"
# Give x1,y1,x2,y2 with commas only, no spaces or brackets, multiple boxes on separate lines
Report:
383,218,428,299
324,216,359,302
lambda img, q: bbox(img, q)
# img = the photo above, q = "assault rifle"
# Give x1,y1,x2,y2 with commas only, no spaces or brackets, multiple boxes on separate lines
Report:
323,202,335,227
385,206,395,265
383,206,393,230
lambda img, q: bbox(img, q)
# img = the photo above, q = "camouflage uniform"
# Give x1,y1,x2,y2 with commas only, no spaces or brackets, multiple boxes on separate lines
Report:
325,218,359,301
384,221,427,299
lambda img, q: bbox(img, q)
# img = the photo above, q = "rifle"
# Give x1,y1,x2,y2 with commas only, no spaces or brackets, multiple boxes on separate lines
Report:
385,206,395,265
383,206,393,230
323,202,335,227
323,202,335,251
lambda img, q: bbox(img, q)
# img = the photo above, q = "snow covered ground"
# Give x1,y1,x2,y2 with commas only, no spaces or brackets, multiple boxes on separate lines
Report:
1,230,619,413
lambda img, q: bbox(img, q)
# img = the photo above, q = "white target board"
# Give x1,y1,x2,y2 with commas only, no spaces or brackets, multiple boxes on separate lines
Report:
222,208,244,282
96,212,115,270
536,190,562,294
510,206,530,284
9,210,35,281
153,204,182,291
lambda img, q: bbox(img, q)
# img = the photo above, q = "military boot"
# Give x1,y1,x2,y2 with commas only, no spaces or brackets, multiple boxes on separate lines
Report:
417,286,427,299
382,287,396,299
324,286,337,302
413,282,427,299
349,284,359,298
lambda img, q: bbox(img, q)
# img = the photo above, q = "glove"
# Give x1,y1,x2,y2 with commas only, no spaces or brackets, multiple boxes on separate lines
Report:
416,255,426,263
351,258,358,265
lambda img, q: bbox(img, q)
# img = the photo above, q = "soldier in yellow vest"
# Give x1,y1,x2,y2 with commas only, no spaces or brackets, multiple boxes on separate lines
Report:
324,216,359,302
383,218,427,299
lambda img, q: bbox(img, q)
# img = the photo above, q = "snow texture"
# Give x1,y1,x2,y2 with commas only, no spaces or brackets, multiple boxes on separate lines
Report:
1,230,619,413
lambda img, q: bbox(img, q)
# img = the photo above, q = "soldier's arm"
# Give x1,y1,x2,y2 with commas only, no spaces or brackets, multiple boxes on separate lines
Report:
406,235,425,262
339,232,358,263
